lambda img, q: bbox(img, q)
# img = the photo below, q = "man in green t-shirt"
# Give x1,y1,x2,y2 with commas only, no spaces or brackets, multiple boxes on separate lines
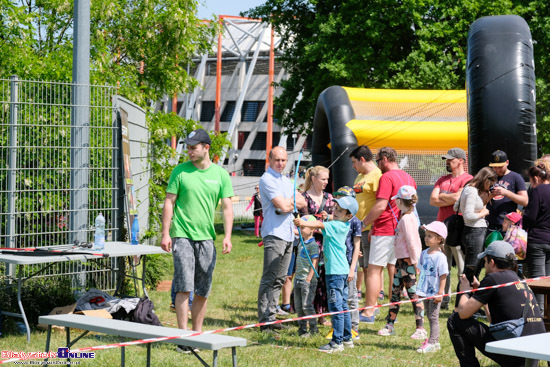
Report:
161,129,234,337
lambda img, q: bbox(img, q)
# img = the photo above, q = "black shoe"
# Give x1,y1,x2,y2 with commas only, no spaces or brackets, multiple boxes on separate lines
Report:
260,325,279,334
176,345,199,354
271,322,289,330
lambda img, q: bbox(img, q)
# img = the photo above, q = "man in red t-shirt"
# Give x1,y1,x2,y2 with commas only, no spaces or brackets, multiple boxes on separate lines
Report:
360,147,416,322
430,148,472,309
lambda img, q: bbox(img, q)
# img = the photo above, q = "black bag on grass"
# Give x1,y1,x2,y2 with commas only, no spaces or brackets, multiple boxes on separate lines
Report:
131,297,162,326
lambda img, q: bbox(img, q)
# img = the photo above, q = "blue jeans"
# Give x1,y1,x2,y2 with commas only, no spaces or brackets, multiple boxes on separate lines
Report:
326,274,351,344
527,242,550,312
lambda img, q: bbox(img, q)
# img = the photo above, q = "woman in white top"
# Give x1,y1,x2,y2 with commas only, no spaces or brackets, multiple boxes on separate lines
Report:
453,167,497,283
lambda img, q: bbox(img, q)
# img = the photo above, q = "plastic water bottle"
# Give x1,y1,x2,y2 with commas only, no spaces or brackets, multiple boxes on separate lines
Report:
131,216,139,245
94,213,105,251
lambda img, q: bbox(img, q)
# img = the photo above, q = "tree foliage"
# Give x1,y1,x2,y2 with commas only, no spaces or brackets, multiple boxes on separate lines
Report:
0,0,217,105
244,0,550,153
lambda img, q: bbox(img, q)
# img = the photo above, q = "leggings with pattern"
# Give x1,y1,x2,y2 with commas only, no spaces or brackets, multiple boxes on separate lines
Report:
385,258,424,328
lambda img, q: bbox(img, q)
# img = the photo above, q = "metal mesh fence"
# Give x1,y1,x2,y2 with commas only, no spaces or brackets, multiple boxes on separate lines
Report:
0,77,119,290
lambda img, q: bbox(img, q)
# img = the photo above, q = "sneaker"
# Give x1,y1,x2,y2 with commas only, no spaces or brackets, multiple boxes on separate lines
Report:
378,290,385,301
377,324,395,336
359,314,375,324
325,328,334,340
417,341,441,353
410,328,428,340
319,341,344,353
276,305,289,316
351,329,360,340
260,325,279,334
343,339,354,349
176,345,199,354
170,303,176,313
299,332,311,338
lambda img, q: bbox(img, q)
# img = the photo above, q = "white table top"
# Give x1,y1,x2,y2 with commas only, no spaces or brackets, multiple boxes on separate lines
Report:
0,242,167,265
485,332,550,361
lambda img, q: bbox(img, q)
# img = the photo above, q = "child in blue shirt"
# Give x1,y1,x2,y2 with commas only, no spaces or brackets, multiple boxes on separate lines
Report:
294,196,358,353
293,215,320,337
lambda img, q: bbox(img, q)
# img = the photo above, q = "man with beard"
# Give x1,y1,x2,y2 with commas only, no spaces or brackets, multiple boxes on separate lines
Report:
430,148,472,309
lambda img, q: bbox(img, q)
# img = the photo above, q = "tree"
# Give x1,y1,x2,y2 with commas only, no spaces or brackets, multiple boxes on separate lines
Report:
244,0,550,153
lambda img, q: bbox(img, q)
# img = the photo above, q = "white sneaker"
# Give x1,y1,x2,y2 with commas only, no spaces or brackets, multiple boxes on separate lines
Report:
410,328,428,340
377,323,395,336
343,339,354,349
417,341,441,353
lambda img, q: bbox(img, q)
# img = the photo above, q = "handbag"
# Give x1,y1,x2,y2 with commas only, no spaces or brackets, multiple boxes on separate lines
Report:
444,191,465,247
488,290,531,340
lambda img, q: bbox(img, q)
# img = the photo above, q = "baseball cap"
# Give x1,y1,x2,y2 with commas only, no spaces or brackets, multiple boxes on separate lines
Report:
489,150,508,167
301,215,317,222
334,196,358,216
184,128,212,145
504,212,522,224
442,148,466,160
391,185,417,201
477,240,515,259
422,221,448,240
333,186,356,198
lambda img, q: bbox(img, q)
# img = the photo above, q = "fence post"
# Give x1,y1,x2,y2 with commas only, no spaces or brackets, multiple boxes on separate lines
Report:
69,0,91,245
6,75,19,279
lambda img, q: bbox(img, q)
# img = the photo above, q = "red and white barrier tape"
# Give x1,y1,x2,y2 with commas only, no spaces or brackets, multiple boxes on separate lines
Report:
1,275,549,364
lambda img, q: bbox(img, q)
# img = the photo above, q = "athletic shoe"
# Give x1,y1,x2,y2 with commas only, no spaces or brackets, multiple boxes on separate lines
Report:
176,346,199,354
378,290,385,301
417,341,441,353
377,323,395,336
352,329,360,340
170,303,176,313
410,328,428,340
359,314,375,324
343,339,354,349
318,341,344,353
325,328,334,340
276,305,289,316
299,332,311,338
260,325,279,334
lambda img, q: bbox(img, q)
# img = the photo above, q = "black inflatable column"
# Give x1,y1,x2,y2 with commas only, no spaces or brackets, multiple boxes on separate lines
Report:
467,15,537,177
311,86,357,190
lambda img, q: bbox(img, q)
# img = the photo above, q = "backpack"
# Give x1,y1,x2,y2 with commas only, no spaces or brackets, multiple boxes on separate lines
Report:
130,297,162,326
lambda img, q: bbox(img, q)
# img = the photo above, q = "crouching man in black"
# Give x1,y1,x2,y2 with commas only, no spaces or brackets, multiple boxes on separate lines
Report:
447,241,545,367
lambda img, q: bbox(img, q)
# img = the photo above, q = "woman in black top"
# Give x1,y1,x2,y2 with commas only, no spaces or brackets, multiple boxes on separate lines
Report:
252,185,263,238
523,161,550,311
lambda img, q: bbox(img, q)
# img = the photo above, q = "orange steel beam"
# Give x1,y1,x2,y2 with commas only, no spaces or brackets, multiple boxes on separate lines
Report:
214,17,223,134
266,26,275,169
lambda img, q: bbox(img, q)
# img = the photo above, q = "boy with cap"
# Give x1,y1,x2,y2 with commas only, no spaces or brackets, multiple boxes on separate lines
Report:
448,241,545,366
294,195,359,353
293,215,320,337
328,186,362,339
487,150,528,232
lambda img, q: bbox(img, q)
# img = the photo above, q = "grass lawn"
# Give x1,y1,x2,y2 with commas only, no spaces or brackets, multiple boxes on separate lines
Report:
2,229,508,366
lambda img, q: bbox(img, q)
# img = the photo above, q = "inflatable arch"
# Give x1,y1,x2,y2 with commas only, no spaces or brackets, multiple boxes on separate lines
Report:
311,15,537,222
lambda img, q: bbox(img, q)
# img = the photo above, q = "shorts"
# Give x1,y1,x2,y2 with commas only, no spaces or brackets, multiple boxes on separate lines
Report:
369,235,397,267
172,237,216,298
358,230,370,268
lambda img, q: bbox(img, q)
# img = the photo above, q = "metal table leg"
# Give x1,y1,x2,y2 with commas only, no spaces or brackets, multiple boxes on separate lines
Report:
16,266,31,343
232,347,237,367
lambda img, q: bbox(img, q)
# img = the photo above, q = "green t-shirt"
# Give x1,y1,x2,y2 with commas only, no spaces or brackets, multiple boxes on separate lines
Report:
166,161,234,241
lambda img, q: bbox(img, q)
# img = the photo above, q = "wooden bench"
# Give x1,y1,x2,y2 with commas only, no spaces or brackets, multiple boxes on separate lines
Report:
38,314,247,367
530,279,550,332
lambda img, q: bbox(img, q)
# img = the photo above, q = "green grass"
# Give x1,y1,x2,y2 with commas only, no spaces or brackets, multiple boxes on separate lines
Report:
1,229,508,366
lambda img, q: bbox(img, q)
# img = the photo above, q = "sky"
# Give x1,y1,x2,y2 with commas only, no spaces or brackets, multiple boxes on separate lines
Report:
197,0,267,19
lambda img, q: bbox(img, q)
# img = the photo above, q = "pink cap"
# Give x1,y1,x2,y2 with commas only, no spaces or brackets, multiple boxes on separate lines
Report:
391,185,417,201
505,212,522,224
422,221,448,240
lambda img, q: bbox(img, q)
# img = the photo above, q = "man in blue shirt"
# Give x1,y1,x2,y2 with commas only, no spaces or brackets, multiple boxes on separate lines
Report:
257,146,306,332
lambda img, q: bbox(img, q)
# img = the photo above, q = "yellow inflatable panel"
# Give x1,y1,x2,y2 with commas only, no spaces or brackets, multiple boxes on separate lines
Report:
346,119,468,151
343,87,466,104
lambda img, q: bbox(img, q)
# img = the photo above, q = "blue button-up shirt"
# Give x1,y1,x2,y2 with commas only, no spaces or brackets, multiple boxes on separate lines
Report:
259,167,295,242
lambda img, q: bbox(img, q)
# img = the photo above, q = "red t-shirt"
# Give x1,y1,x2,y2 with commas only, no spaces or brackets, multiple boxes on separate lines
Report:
372,169,416,236
433,172,473,222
